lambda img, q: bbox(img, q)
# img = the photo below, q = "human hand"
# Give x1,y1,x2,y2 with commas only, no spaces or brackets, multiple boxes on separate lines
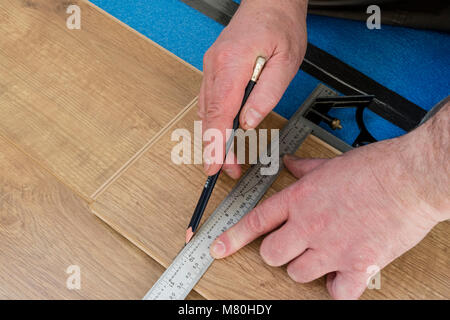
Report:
209,109,450,299
198,0,308,179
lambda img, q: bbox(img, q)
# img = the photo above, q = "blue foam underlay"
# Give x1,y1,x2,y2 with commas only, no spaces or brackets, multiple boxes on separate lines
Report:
91,0,450,144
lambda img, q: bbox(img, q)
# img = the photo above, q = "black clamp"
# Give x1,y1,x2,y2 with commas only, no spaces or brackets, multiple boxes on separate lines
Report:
306,95,378,148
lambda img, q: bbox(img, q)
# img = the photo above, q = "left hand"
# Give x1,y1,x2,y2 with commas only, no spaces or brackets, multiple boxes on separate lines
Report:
209,126,449,299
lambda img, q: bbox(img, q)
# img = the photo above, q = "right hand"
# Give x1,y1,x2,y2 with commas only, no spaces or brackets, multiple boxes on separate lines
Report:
198,0,308,179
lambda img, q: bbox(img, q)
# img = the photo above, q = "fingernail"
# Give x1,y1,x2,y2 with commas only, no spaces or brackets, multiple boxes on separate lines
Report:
245,108,262,129
223,167,231,175
223,167,234,177
210,240,226,258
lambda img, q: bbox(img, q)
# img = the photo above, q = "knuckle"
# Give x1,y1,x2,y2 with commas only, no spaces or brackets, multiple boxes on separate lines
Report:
206,91,237,121
205,101,224,120
277,50,293,63
303,214,327,236
197,104,206,119
278,49,302,69
197,109,205,120
245,208,265,235
204,42,235,69
288,182,316,209
289,182,307,201
259,234,284,267
212,44,236,66
348,246,378,272
211,79,236,105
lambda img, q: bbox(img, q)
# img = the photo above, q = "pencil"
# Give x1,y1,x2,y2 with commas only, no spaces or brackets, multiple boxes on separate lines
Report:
186,56,267,244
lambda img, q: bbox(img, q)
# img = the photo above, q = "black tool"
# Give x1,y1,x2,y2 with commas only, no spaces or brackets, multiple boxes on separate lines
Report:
306,94,378,147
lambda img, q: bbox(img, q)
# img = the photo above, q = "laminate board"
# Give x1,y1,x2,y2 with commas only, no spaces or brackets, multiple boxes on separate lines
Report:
0,137,175,299
0,0,202,200
91,105,449,299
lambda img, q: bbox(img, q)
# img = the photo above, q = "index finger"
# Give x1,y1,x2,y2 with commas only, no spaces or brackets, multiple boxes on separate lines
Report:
202,47,258,176
209,188,291,259
202,67,251,176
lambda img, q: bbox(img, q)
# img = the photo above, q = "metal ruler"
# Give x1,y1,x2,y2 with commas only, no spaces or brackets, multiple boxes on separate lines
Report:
143,85,344,300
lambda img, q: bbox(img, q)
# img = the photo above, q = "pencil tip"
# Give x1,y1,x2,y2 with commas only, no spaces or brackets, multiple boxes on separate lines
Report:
185,227,194,244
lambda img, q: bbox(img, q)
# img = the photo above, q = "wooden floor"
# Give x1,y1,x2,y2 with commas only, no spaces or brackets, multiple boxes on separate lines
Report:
0,0,448,299
0,0,202,201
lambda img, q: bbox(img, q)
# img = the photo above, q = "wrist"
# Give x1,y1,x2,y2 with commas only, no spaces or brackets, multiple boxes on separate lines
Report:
398,102,450,222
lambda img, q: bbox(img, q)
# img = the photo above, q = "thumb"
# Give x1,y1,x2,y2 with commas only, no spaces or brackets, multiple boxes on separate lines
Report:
240,55,299,130
283,154,328,179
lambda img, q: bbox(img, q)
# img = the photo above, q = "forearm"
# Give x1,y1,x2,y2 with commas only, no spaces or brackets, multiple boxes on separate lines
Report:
400,101,450,222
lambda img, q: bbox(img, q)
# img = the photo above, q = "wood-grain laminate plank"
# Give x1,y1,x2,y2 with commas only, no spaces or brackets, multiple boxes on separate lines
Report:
91,105,449,299
0,136,186,299
0,0,202,200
